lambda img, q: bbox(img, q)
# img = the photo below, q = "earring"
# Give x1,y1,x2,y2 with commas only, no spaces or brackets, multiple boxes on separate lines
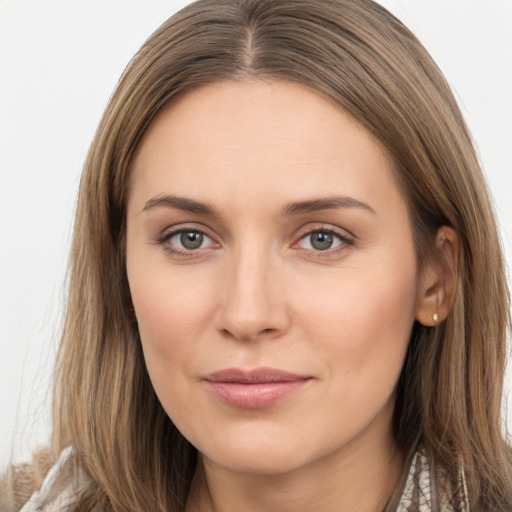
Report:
433,313,439,324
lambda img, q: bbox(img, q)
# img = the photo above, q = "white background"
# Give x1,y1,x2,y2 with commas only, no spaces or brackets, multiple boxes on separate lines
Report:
1,0,511,467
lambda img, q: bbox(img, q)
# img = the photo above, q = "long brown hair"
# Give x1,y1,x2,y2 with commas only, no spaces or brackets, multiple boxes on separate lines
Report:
14,0,512,510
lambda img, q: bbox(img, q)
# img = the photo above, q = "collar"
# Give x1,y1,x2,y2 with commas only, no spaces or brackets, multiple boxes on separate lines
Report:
397,450,470,511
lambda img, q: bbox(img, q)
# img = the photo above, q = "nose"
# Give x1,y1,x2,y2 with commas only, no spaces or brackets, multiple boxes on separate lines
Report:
215,247,290,342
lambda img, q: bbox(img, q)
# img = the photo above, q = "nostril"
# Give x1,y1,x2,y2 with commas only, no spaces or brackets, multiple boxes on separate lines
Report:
220,327,277,341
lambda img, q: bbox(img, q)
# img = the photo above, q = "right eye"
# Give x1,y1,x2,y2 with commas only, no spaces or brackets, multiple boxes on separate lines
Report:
156,228,218,256
170,230,209,250
297,230,344,251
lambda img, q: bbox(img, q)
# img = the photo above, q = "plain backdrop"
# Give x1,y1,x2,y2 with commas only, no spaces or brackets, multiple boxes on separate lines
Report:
1,0,511,467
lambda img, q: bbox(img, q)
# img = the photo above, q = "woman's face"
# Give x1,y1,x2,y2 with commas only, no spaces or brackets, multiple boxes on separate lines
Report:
126,80,423,475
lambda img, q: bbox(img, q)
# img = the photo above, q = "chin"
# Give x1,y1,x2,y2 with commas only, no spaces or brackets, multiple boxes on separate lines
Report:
204,446,309,476
189,424,308,475
193,421,348,478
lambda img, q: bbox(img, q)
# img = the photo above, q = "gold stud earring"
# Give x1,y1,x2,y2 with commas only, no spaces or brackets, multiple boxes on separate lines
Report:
433,313,439,324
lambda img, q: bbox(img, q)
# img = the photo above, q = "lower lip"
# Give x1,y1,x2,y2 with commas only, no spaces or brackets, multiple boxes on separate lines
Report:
205,380,310,408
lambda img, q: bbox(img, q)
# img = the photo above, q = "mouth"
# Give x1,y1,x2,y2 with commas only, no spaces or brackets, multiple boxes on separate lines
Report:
203,367,313,408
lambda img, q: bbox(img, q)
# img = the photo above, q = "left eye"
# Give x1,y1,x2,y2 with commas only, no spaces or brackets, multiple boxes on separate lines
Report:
297,230,344,251
169,230,213,251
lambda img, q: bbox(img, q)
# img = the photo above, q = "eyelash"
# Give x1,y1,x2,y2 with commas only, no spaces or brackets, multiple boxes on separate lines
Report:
293,226,354,256
154,225,355,258
154,227,216,258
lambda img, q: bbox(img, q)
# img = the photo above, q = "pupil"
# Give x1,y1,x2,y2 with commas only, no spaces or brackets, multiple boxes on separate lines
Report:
311,232,333,251
181,232,203,250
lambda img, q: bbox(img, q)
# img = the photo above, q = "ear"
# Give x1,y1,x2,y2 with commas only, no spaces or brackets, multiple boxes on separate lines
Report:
415,226,459,326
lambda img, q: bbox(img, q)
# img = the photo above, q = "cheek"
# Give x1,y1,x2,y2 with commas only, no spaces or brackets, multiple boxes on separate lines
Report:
128,267,221,425
131,269,215,350
127,259,220,401
295,254,418,386
283,263,418,454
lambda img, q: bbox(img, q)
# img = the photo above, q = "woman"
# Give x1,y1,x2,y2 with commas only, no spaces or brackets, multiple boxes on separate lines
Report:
2,0,511,510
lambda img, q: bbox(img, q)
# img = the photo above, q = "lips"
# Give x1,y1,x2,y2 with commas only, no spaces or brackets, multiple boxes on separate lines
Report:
203,367,312,408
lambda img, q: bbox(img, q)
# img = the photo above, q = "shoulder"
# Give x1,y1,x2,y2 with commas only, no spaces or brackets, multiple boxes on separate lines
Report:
1,447,92,512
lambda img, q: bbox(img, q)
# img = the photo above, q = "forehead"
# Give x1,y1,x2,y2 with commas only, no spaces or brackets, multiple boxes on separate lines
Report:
128,79,404,217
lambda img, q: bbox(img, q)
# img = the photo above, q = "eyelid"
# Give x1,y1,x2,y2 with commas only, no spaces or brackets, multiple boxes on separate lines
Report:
293,222,355,242
153,223,220,256
152,222,355,257
291,223,355,253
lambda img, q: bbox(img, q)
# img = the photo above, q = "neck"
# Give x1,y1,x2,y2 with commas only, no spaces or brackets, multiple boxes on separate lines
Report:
186,409,404,512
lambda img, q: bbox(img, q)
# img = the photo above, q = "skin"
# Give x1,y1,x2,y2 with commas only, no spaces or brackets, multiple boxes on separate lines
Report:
126,80,446,512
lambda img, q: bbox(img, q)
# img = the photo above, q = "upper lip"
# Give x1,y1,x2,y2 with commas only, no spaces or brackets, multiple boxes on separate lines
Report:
204,367,311,384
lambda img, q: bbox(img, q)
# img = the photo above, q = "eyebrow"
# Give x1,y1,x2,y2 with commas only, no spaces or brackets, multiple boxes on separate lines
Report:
142,194,375,217
283,196,376,216
142,195,219,217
